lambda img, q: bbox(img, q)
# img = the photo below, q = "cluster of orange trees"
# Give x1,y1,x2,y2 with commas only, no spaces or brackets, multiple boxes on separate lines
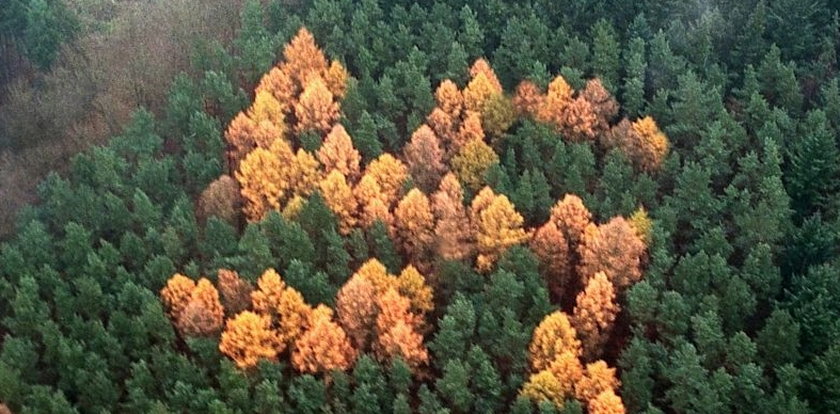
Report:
164,28,669,413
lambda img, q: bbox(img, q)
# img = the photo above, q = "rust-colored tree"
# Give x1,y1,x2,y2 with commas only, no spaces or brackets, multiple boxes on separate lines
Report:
219,311,282,369
557,95,598,142
364,153,409,207
353,258,395,295
589,390,626,414
435,79,463,119
454,111,486,153
580,79,618,134
276,287,313,346
432,173,473,261
294,77,340,135
404,125,446,193
513,80,545,117
292,305,357,373
255,67,295,113
469,58,503,93
572,272,619,360
375,288,428,369
318,124,361,180
473,190,529,272
160,273,196,321
354,174,393,228
217,269,253,316
628,116,669,172
225,113,258,171
319,170,358,234
197,175,242,226
575,360,620,404
530,220,572,301
282,27,329,91
393,189,436,265
537,75,573,126
577,217,646,290
176,278,225,337
550,194,593,245
336,274,379,349
529,311,582,372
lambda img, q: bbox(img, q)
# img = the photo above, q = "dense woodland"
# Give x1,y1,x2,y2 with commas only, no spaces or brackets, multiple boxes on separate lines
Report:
2,0,840,413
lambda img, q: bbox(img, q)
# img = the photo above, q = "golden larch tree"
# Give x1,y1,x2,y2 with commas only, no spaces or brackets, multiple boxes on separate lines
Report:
580,79,618,134
469,58,503,93
589,390,626,414
292,305,357,373
364,153,409,206
176,278,225,337
537,75,573,125
236,147,284,222
629,206,652,246
319,170,359,234
277,287,313,346
354,174,393,228
529,311,582,372
248,90,286,128
219,311,282,369
251,268,286,316
451,138,499,191
520,370,566,408
294,77,340,134
463,72,500,113
375,289,428,369
404,125,446,192
513,80,545,117
575,360,620,404
577,217,646,290
353,258,395,297
550,194,593,245
435,79,464,119
427,107,458,151
547,350,584,396
629,116,669,172
217,269,253,316
160,274,196,321
255,67,295,113
557,96,598,142
282,27,329,90
481,94,516,139
455,111,485,152
572,272,619,360
393,189,436,265
318,124,361,180
251,120,285,150
395,265,434,316
324,60,349,98
474,191,529,272
336,274,379,349
288,148,322,197
432,173,474,261
530,220,572,301
225,113,258,171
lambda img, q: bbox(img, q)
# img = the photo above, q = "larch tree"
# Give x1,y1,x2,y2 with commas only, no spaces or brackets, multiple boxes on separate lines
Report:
217,269,253,316
236,147,284,222
550,194,593,245
160,273,196,321
529,311,582,372
432,173,473,261
589,390,626,414
513,80,545,117
530,220,572,301
324,60,349,99
336,274,379,349
435,79,464,119
294,77,340,134
474,191,529,272
276,287,313,346
428,107,458,151
282,27,329,92
404,125,446,193
469,58,503,93
572,272,619,360
197,175,242,226
537,75,573,126
251,268,286,316
393,189,436,265
455,111,485,152
574,360,620,404
395,265,434,316
577,217,646,290
353,258,395,297
580,78,618,134
176,278,225,337
319,170,359,234
628,206,652,245
317,124,361,180
451,138,499,191
288,148,322,197
547,351,584,397
464,72,501,113
219,311,282,369
247,90,286,128
255,67,295,114
481,94,516,139
557,95,598,142
364,153,409,207
292,305,357,374
520,370,566,408
628,116,669,172
375,288,429,370
354,174,393,228
225,112,258,171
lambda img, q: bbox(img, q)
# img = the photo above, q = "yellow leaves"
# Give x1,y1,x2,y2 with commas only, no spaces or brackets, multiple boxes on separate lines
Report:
480,94,516,139
629,206,652,245
364,153,409,206
463,72,499,113
629,116,669,172
375,288,429,369
395,265,434,315
248,90,285,127
572,272,619,359
319,170,358,234
219,311,283,369
520,370,567,408
353,258,393,295
529,311,582,372
575,361,620,404
251,268,286,315
236,147,284,222
469,58,503,93
589,390,626,414
294,77,340,134
160,273,196,320
324,60,349,99
451,138,498,191
472,188,529,272
282,27,329,88
292,305,356,374
393,189,435,263
318,124,361,180
435,79,463,118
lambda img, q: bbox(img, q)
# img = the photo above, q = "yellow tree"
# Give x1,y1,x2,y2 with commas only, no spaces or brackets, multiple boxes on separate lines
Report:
277,287,313,346
217,269,252,316
294,77,339,134
219,311,282,369
324,60,349,99
463,72,500,113
629,206,652,246
557,96,597,142
578,217,646,290
469,58,503,93
354,174,393,228
481,94,516,140
589,390,626,414
176,278,225,337
317,124,361,180
404,125,446,192
537,75,573,125
375,289,428,369
435,79,463,119
529,311,582,371
282,27,328,90
575,360,620,404
364,153,409,206
225,112,258,171
572,272,619,360
628,116,669,172
432,173,473,261
520,370,566,408
530,220,572,301
451,138,499,191
336,274,379,349
236,147,284,222
292,305,357,373
251,268,286,316
255,67,295,113
353,258,395,295
474,191,529,272
247,90,286,128
550,194,593,245
393,189,436,265
395,265,434,316
160,274,196,321
288,148,322,197
319,170,359,234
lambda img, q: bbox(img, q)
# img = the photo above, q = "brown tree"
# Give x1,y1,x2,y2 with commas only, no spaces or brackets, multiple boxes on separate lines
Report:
537,75,573,125
454,111,485,152
336,274,378,349
580,78,618,134
575,360,620,404
197,175,241,226
176,278,225,337
530,220,572,301
577,217,646,290
219,311,282,369
557,95,597,142
572,272,619,360
513,80,545,117
318,124,361,180
225,112,258,171
375,289,428,369
217,269,253,316
404,125,446,193
550,194,593,245
292,305,357,373
294,77,339,134
393,189,436,265
432,173,473,261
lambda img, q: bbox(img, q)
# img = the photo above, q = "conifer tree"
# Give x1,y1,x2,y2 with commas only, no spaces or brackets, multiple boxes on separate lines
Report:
572,272,619,359
292,306,357,373
578,217,645,290
318,124,361,180
529,311,582,372
393,189,436,265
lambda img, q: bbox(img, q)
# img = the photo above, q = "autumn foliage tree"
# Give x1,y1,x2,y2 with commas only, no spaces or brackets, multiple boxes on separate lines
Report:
217,269,253,316
550,194,593,245
160,274,196,321
319,170,358,234
375,288,429,370
529,311,582,372
219,311,282,369
292,305,356,373
432,173,473,261
176,278,224,337
393,189,436,265
577,217,645,290
336,273,378,349
294,77,339,134
404,125,446,193
451,138,498,191
572,272,619,360
363,153,409,207
318,124,361,180
472,188,529,272
530,220,572,301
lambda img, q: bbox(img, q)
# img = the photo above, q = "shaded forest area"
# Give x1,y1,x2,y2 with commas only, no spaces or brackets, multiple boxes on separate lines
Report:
2,0,840,413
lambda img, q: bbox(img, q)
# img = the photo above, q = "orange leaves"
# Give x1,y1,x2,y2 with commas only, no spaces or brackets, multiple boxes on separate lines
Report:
375,288,429,369
513,80,545,116
248,91,285,127
530,221,572,300
404,125,446,192
363,153,409,206
572,272,619,359
236,147,285,222
319,170,358,234
161,274,196,320
578,216,646,290
432,173,473,261
294,77,340,134
162,274,225,337
575,361,620,404
472,187,529,272
589,390,626,414
336,274,378,349
251,268,286,315
529,311,582,372
292,305,356,374
282,27,329,89
393,189,435,264
318,124,361,179
435,80,463,118
217,269,253,316
550,194,593,245
219,311,282,369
